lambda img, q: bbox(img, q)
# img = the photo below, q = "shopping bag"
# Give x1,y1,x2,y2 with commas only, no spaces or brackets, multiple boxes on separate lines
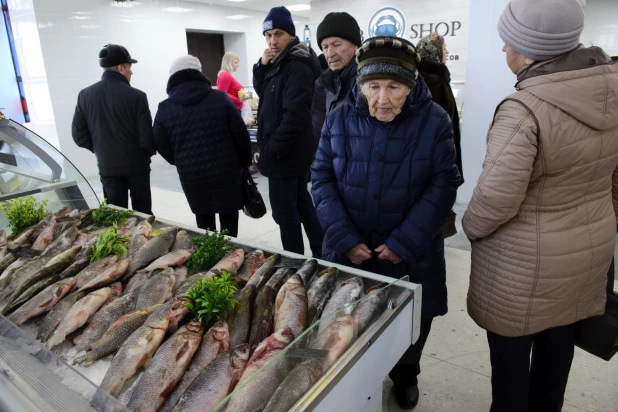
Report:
574,258,618,361
241,101,254,126
241,168,266,219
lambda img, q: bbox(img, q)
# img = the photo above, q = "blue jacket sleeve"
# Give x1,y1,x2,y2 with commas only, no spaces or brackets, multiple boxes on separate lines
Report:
311,115,365,256
386,113,460,263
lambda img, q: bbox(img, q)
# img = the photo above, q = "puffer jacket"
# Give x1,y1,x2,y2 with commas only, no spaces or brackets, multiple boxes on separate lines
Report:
463,47,618,337
311,76,460,318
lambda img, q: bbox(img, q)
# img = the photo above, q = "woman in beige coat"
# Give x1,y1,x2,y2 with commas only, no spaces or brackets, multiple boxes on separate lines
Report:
463,0,618,411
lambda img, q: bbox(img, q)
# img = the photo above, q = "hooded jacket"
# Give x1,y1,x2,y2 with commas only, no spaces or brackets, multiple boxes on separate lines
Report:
253,37,321,177
312,58,358,151
463,47,618,337
153,69,252,215
311,76,460,318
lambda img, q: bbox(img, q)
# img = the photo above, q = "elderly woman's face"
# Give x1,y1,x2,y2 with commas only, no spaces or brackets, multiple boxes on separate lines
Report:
362,79,412,122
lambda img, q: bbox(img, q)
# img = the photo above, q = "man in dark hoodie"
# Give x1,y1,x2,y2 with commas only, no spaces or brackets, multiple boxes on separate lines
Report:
312,12,362,151
253,6,324,257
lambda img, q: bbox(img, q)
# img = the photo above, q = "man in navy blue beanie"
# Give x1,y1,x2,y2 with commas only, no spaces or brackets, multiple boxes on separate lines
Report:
253,6,324,257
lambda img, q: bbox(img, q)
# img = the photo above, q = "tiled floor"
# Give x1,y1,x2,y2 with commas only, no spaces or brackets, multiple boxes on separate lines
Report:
84,155,618,412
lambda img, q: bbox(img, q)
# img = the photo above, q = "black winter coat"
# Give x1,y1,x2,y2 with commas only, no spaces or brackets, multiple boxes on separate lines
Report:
72,71,155,176
153,69,252,215
418,59,464,185
311,59,358,151
253,38,321,177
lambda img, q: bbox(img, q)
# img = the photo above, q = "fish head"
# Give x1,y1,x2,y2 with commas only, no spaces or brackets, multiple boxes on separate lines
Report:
274,327,295,345
230,248,245,264
185,319,205,335
109,281,123,295
55,207,69,218
342,276,363,289
211,320,230,341
286,273,304,290
230,343,251,369
161,227,180,241
59,277,77,293
166,296,191,324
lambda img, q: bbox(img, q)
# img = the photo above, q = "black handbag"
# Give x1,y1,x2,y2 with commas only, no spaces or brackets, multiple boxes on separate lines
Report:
574,258,618,361
241,169,266,219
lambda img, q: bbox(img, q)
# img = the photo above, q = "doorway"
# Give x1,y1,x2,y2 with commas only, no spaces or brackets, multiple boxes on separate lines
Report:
186,31,224,84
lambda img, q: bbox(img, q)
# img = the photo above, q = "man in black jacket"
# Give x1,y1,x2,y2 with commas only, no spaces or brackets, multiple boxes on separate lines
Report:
311,12,362,151
253,6,324,257
72,44,155,214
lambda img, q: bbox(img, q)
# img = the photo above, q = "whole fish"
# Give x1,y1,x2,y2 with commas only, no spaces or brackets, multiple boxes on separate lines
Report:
171,344,250,412
228,285,256,348
139,249,194,273
74,255,119,289
72,232,88,248
211,248,245,275
0,257,31,295
117,217,138,237
134,267,175,310
318,277,363,334
124,269,152,296
0,257,51,302
76,209,95,229
52,220,79,241
47,287,111,349
274,274,308,338
144,296,191,334
75,236,96,261
170,230,194,252
124,227,178,279
6,246,81,309
248,268,294,350
31,217,57,251
3,274,60,314
236,249,266,284
8,228,35,249
126,219,152,258
41,226,78,257
98,297,189,397
352,285,389,336
126,320,204,411
307,267,338,324
245,253,279,289
173,265,187,293
265,316,356,412
7,278,76,326
78,260,129,292
0,254,21,281
73,290,137,353
225,328,295,412
297,259,319,285
37,290,88,342
160,321,230,412
58,257,90,280
72,304,161,367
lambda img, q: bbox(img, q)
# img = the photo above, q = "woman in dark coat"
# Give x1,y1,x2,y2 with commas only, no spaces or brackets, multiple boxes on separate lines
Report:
417,33,463,238
311,37,460,409
153,55,252,236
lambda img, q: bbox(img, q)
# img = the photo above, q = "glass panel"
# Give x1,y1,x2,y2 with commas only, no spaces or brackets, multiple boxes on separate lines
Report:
0,316,126,412
0,117,99,230
211,274,413,411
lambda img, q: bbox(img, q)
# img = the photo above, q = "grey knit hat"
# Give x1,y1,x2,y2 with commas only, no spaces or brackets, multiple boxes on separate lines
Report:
498,0,584,61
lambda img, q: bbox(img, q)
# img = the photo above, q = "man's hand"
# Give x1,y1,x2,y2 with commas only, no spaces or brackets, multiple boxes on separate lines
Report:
375,244,402,264
261,49,275,65
346,243,372,265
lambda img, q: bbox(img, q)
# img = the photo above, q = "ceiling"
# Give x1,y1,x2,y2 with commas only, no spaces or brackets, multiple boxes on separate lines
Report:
181,0,311,18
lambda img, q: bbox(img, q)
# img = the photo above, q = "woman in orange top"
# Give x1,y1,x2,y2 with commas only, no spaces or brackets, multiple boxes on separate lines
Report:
216,52,246,110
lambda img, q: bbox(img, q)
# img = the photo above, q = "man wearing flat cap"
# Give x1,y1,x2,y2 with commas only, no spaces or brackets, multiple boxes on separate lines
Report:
312,12,362,150
253,6,324,257
72,44,155,214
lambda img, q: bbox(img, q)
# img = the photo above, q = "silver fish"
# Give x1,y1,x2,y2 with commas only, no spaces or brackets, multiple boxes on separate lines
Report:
274,274,308,338
124,227,178,279
37,290,87,342
211,249,245,275
126,219,152,259
78,260,129,292
140,249,194,273
0,257,51,302
172,265,187,293
31,217,57,251
236,250,266,285
352,285,389,336
318,277,363,334
74,255,119,289
307,267,338,324
134,267,175,310
170,230,194,252
7,278,76,326
296,259,319,286
41,226,78,257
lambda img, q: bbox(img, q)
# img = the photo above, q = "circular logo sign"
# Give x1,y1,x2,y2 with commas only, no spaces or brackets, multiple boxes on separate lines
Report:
368,7,407,38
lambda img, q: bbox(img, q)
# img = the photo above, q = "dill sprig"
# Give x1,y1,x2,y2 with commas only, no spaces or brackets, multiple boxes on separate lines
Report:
92,199,133,227
90,225,130,263
186,230,236,274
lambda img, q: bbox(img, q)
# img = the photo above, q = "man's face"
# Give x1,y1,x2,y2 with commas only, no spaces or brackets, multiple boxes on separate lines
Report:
264,29,294,57
118,63,133,83
321,37,357,71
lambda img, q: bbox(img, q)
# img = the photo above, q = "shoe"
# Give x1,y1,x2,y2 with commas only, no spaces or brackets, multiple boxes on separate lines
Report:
394,384,419,409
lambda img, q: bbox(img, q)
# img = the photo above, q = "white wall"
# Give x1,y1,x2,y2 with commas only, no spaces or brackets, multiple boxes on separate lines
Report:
580,0,618,57
15,0,308,177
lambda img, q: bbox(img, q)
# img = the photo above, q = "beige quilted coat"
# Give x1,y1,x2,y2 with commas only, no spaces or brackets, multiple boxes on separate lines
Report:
463,47,618,337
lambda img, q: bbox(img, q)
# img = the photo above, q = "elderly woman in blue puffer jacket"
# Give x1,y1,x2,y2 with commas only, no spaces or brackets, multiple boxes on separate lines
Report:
311,36,460,409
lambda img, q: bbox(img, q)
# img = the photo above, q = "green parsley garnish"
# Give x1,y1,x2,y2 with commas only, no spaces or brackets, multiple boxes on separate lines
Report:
185,271,238,324
0,196,48,234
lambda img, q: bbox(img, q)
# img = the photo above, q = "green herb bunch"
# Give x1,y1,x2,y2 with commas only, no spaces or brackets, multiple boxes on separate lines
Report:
187,230,236,274
0,196,48,234
93,199,133,227
185,271,238,324
91,225,130,263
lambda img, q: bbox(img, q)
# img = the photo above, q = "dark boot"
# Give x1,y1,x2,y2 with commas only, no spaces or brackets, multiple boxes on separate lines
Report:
394,384,419,409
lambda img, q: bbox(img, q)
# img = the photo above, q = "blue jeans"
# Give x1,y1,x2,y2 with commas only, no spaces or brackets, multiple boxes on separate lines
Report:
268,175,323,258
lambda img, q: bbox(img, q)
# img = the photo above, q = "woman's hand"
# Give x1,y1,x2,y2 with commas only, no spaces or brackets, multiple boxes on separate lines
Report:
375,244,402,264
346,244,373,265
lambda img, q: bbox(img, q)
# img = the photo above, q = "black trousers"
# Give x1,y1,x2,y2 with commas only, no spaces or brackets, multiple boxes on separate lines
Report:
268,175,324,258
487,323,575,412
196,212,239,237
389,318,433,388
100,174,152,215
